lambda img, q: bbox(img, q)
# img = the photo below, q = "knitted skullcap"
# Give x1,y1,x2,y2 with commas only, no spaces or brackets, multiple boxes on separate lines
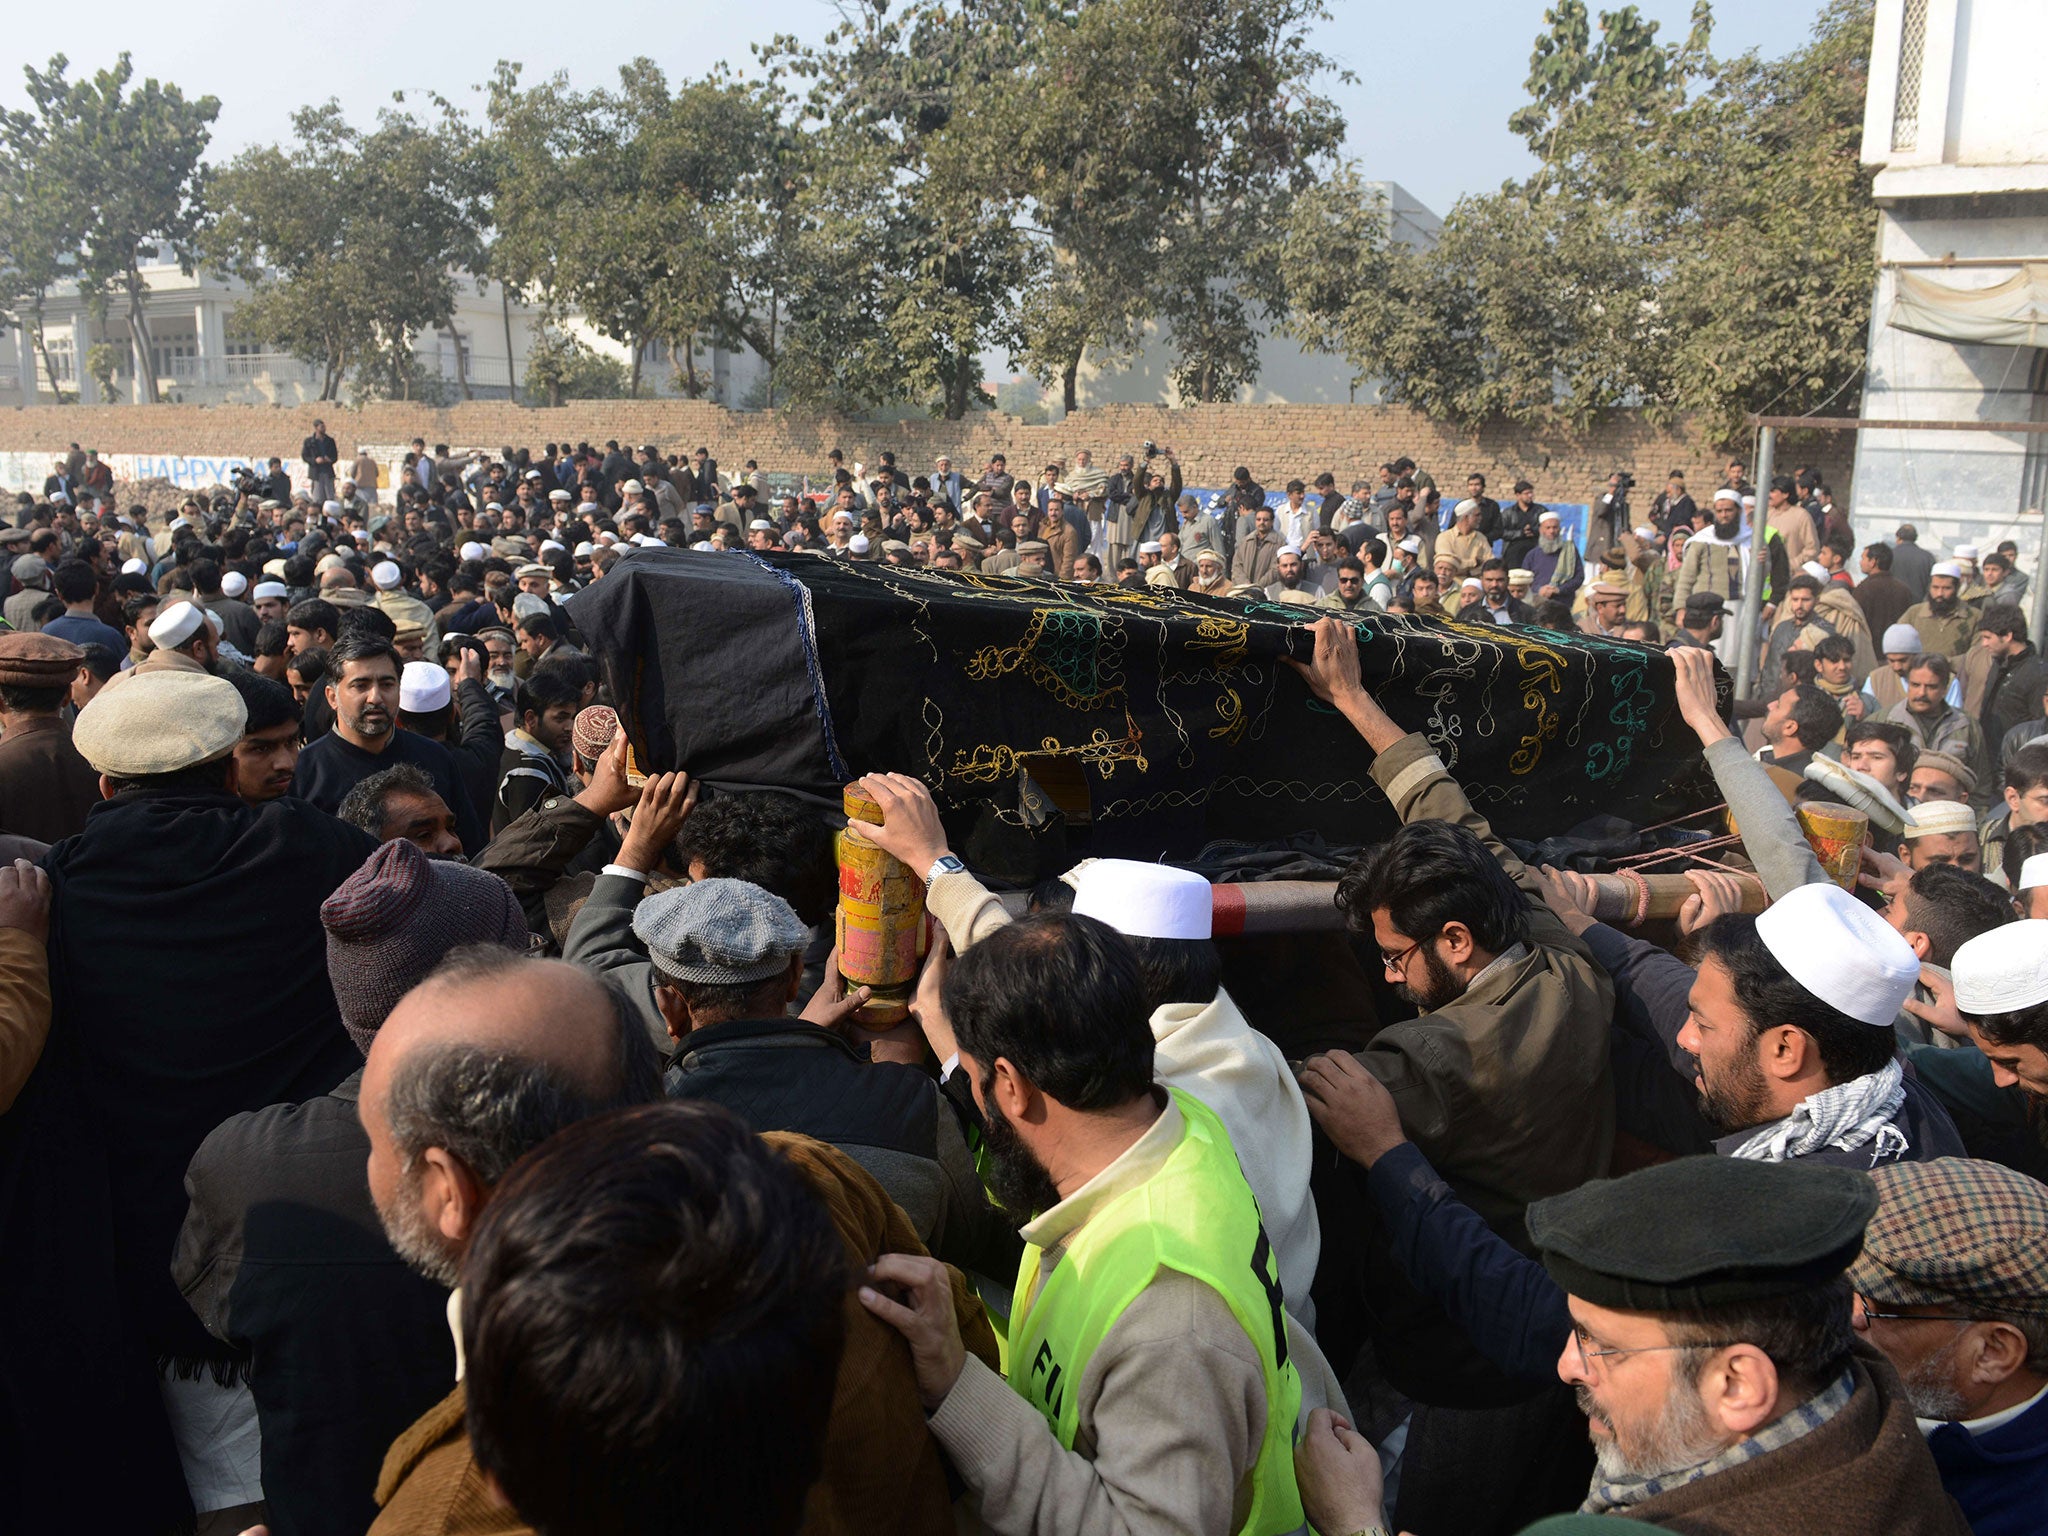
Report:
321,837,529,1053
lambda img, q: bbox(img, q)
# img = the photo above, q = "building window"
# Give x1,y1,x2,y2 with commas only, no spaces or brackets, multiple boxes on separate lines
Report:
1891,0,1927,153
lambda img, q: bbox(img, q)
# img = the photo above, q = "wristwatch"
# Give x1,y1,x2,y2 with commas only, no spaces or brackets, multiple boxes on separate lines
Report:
925,854,966,886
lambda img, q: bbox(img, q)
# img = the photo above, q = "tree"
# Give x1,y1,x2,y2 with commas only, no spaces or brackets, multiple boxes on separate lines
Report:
0,94,82,400
18,54,217,404
522,329,631,406
757,1,1042,419
205,101,479,401
1281,1,1877,439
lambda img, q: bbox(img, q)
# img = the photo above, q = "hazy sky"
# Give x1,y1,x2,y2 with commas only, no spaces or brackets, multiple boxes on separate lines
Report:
12,0,1825,217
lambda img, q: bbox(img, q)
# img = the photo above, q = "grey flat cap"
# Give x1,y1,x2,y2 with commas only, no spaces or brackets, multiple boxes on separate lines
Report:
632,878,808,984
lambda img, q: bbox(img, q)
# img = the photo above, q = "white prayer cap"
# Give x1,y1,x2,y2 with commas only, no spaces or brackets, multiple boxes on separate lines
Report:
1453,498,1480,518
539,540,565,556
547,488,570,502
620,478,645,495
525,469,543,481
253,581,288,601
832,511,854,527
1139,541,1165,555
1741,494,1757,508
1633,525,1659,540
1537,509,1561,525
577,501,600,515
1275,543,1300,556
459,541,487,561
1508,568,1535,583
1753,880,1919,1027
371,561,403,590
1882,623,1924,654
1953,543,1980,561
1801,561,1829,583
399,660,452,713
121,557,147,575
220,571,248,598
1953,920,2048,1014
1902,800,1976,839
1931,561,1964,580
2018,854,2048,893
1399,536,1421,553
1712,487,1739,505
512,593,550,619
1461,576,1483,591
849,534,872,554
204,608,222,633
147,600,207,650
323,499,343,515
574,542,596,557
168,516,189,532
484,501,504,513
1071,859,1211,942
748,519,774,531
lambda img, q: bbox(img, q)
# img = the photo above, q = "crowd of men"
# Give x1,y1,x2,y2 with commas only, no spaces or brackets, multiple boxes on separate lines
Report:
0,431,2042,1536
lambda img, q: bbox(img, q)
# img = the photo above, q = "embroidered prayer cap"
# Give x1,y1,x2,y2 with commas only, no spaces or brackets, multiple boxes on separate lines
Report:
632,878,808,986
1753,880,1920,1027
148,600,207,650
571,705,618,765
1882,624,1924,655
1453,498,1480,518
74,672,246,776
2018,853,2048,892
0,631,85,688
1952,919,2048,1015
398,661,451,713
1913,751,1976,794
220,572,248,598
253,581,288,602
1275,588,1318,605
1529,1155,1876,1312
1902,800,1976,839
1849,1158,2048,1320
1508,568,1535,584
1931,561,1964,580
1071,859,1211,942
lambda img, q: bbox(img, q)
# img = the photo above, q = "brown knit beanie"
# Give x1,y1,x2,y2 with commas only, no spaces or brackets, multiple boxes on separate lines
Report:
323,838,529,1054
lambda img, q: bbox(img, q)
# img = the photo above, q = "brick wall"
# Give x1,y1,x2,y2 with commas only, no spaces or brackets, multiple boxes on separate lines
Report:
0,399,1852,508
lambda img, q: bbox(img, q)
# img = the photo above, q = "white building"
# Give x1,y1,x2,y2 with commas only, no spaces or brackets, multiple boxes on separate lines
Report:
1073,180,1442,409
0,251,768,409
1852,0,2048,556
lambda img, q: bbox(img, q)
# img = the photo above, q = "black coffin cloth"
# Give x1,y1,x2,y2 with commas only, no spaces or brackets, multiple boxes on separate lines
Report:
567,549,1719,861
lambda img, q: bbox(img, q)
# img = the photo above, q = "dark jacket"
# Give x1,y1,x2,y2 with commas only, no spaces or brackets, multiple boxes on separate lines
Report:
493,736,571,833
294,727,487,855
670,1018,1015,1279
471,790,616,944
1925,1376,2048,1536
1854,571,1915,641
1892,539,1936,601
174,1070,456,1536
1976,645,2048,777
0,790,375,1530
417,678,503,833
0,714,101,843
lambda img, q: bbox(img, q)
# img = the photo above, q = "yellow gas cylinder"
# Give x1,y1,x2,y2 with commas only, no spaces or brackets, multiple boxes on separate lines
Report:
1795,800,1869,890
836,784,928,1025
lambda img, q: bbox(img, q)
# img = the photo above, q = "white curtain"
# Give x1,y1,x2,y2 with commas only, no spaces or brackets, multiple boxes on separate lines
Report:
1890,263,2048,347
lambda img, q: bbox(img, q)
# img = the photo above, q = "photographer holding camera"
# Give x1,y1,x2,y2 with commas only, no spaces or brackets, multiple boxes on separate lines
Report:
1595,469,1633,552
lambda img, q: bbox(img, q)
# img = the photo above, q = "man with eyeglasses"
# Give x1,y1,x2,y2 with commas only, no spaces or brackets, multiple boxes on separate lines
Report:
1292,1156,1968,1536
1286,616,1621,1529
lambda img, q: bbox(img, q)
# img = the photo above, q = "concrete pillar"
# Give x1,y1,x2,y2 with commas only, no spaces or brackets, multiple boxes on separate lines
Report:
16,324,37,406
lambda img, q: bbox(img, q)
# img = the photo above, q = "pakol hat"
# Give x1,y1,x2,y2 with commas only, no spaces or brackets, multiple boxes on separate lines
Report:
0,631,85,688
632,878,808,986
1753,879,1920,1026
1072,859,1212,942
1530,1155,1875,1311
74,672,246,776
1902,800,1976,839
1953,919,2048,1015
1913,751,1977,795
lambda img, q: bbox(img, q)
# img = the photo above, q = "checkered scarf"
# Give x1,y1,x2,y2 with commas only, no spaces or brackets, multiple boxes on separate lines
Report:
1583,1367,1856,1514
1726,1059,1909,1167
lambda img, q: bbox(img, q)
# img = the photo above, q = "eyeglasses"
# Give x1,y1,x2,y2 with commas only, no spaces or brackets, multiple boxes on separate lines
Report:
1570,1328,1741,1374
1378,927,1442,976
1853,1295,1981,1328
